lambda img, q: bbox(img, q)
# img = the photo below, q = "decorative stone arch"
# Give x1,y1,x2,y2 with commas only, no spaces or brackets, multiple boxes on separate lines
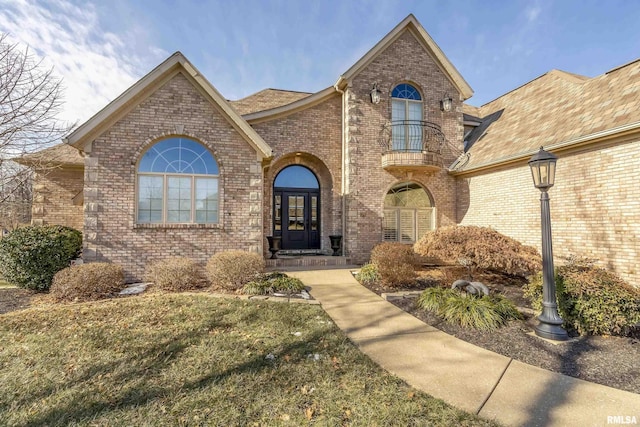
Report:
382,180,436,243
264,152,335,252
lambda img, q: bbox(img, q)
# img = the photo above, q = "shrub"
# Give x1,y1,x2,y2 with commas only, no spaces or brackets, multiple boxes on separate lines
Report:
414,226,541,277
355,263,380,286
144,257,207,291
417,287,521,331
242,272,306,295
525,262,640,336
206,250,265,290
0,225,83,291
370,242,418,286
50,263,124,302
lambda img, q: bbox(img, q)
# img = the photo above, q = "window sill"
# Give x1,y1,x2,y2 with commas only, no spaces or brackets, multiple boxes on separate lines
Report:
134,223,223,230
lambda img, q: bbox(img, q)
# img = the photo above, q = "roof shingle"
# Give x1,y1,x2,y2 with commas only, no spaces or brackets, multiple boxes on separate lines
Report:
461,60,640,171
229,88,312,115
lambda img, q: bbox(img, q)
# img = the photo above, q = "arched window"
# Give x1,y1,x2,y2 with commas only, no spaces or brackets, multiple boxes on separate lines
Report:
383,182,435,243
391,83,423,152
137,137,219,224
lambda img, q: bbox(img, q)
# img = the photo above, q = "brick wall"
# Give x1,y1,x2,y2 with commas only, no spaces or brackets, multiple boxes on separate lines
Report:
458,138,640,286
83,72,263,281
344,30,464,262
252,94,343,254
31,168,84,231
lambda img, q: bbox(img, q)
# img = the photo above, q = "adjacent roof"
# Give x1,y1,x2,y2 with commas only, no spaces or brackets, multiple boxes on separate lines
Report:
229,89,312,115
64,52,273,159
335,14,474,100
16,143,84,168
457,60,640,173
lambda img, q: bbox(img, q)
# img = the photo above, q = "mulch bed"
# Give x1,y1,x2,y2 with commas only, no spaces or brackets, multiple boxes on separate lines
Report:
0,288,35,315
362,267,640,395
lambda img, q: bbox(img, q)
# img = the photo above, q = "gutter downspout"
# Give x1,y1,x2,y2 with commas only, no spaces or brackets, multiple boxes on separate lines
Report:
334,80,347,256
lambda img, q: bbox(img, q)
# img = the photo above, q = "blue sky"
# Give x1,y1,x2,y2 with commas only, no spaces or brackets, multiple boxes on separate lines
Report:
1,0,639,125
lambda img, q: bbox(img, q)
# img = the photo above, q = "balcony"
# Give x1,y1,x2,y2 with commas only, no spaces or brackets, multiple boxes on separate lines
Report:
379,120,445,172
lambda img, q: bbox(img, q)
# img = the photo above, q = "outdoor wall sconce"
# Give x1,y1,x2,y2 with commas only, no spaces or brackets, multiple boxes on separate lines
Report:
370,83,381,104
440,94,453,112
528,146,568,341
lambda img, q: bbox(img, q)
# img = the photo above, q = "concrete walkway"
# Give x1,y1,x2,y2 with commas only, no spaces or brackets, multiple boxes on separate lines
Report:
286,267,640,427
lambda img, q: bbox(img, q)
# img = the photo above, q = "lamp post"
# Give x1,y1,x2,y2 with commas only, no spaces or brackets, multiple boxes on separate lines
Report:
528,147,568,341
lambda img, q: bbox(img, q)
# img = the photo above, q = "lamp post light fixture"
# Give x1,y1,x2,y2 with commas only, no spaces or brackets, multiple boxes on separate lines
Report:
370,83,381,104
528,146,568,341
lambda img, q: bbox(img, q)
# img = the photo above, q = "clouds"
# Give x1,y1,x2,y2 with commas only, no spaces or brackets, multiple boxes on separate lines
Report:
0,0,167,125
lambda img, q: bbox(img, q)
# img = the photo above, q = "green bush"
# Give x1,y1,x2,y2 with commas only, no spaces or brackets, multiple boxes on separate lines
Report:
417,287,521,331
525,263,640,336
144,257,207,291
0,225,82,291
50,263,125,302
355,263,381,286
242,272,306,295
370,242,418,287
414,226,541,277
206,250,265,290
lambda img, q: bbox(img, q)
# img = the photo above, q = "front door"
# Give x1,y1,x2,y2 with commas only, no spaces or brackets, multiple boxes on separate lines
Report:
274,190,320,250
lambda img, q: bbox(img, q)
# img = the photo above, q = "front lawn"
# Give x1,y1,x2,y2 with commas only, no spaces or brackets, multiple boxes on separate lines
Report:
0,294,495,426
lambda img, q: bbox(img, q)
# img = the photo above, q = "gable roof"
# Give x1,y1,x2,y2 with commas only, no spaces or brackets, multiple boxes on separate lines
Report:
64,52,272,159
456,59,640,173
335,14,473,100
229,89,312,115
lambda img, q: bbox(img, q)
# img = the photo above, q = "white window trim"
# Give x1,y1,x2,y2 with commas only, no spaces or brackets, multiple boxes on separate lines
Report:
136,171,220,225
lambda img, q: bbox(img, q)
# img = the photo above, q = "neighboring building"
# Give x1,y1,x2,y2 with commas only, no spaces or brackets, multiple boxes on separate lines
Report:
21,15,640,284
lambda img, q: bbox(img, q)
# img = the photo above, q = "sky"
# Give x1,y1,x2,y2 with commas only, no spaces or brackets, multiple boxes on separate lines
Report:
1,0,639,126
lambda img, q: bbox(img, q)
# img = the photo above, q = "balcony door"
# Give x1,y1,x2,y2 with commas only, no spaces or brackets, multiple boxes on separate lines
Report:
391,83,423,151
273,165,320,250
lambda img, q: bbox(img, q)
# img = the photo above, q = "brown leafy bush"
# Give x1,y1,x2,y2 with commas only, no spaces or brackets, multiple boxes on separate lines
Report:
414,226,541,277
144,257,207,291
50,263,125,302
525,261,640,336
370,242,418,287
206,250,265,290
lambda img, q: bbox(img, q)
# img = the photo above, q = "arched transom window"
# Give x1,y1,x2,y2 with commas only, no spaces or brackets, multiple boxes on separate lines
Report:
137,137,219,224
383,182,435,243
391,83,423,152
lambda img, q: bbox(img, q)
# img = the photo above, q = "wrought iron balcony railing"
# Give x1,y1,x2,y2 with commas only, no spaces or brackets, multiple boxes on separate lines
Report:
379,120,446,153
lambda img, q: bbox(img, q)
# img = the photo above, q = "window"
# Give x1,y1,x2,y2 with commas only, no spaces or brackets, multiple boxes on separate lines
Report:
383,182,434,243
137,137,219,224
391,83,423,151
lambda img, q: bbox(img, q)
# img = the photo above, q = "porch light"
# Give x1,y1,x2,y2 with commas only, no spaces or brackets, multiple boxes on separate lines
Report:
528,146,567,341
440,94,453,112
370,83,381,104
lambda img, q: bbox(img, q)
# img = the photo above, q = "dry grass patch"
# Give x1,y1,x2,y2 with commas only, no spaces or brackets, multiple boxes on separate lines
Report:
0,294,496,426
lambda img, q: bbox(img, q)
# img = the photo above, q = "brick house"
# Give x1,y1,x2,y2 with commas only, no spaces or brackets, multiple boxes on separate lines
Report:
22,15,640,284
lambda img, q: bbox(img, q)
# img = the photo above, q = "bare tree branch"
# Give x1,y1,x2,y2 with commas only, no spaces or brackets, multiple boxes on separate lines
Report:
0,33,76,224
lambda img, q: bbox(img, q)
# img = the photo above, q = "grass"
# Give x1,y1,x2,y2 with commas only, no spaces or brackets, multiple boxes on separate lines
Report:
0,294,496,426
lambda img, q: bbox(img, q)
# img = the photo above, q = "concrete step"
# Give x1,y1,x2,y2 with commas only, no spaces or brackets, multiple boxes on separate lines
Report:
266,255,350,268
